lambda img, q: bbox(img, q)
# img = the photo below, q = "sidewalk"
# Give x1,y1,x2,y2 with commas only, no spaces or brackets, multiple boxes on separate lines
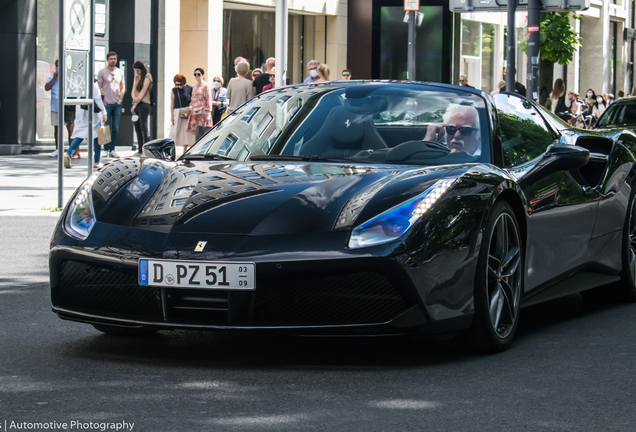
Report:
0,149,140,216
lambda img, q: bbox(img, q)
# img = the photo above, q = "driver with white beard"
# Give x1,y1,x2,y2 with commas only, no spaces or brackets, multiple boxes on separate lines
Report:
423,104,481,155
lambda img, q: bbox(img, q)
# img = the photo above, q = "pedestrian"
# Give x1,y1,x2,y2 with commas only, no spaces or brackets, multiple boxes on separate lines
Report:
211,75,229,126
253,68,263,80
45,59,77,158
490,80,506,96
593,94,607,120
227,61,254,113
97,51,125,158
605,93,614,105
262,67,275,92
169,73,194,154
631,87,636,97
303,60,320,83
459,74,473,87
186,67,213,137
234,56,249,77
341,69,351,80
130,61,153,149
547,78,570,121
618,89,625,99
64,82,107,169
253,57,274,95
316,64,330,82
568,91,580,116
585,88,597,100
503,68,526,96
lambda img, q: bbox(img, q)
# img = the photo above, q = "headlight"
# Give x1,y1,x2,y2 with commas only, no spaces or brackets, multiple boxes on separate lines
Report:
348,178,457,249
63,171,100,240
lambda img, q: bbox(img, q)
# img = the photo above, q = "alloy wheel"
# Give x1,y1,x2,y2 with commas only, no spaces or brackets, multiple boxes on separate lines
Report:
486,212,522,339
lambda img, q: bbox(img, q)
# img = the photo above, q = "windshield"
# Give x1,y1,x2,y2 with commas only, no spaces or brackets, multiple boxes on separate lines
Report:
185,83,491,165
596,102,636,128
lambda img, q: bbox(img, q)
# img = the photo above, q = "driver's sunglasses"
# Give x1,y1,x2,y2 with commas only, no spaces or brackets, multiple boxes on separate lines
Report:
445,125,478,136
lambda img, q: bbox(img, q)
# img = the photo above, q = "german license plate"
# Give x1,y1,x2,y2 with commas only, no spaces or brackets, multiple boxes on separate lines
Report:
138,259,255,290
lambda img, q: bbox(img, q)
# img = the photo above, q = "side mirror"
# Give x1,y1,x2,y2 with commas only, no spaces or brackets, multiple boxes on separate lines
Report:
142,138,175,161
519,144,589,187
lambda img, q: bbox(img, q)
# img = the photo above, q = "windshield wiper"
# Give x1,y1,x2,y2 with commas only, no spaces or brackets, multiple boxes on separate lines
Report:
249,155,336,162
181,153,235,161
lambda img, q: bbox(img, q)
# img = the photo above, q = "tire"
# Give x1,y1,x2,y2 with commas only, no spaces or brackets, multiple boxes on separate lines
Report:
449,201,524,353
92,323,159,337
615,185,636,302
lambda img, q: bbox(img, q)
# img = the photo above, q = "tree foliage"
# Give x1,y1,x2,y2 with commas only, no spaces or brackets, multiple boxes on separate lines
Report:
520,12,583,65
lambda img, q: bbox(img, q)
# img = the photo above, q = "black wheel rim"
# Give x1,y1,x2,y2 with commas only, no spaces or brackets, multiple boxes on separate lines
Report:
629,195,636,284
486,213,522,339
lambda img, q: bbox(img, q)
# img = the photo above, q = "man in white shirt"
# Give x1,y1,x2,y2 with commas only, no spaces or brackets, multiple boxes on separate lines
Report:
97,51,125,158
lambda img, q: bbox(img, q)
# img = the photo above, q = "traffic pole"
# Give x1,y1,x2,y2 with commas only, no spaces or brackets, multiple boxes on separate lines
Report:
506,0,517,93
275,0,288,88
408,11,416,80
87,0,94,176
527,0,541,101
58,0,65,209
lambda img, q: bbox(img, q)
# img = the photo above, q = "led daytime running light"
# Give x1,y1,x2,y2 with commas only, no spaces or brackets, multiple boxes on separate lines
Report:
348,178,457,249
63,171,100,240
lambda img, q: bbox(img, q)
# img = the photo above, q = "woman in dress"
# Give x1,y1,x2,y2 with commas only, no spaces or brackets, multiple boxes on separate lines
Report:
186,67,213,137
227,61,253,113
64,81,107,169
211,75,229,126
169,73,194,153
131,61,153,149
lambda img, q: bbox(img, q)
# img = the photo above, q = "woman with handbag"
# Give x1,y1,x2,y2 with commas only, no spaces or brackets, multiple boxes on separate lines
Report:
169,73,194,153
211,75,229,126
186,67,213,139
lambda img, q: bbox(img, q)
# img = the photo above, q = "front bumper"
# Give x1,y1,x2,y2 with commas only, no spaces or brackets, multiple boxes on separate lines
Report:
50,246,430,335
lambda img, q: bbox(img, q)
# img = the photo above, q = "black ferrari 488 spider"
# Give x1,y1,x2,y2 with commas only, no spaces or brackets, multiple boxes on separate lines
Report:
50,81,636,352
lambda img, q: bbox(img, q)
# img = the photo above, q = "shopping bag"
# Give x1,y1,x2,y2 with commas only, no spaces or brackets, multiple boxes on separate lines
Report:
97,125,111,145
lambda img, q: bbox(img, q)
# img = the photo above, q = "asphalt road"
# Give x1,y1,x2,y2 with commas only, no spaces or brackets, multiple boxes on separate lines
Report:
2,216,636,431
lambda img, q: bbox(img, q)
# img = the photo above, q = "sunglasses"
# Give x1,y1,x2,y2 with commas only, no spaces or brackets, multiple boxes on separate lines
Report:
459,79,467,83
342,74,350,77
175,82,184,86
194,73,202,77
445,125,478,136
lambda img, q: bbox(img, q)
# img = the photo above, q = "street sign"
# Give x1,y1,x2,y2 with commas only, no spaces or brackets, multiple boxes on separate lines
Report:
449,0,589,12
404,0,420,12
65,0,91,51
65,51,89,98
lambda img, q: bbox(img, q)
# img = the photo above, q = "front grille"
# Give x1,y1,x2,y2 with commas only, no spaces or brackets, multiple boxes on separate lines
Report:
55,260,163,318
254,272,408,325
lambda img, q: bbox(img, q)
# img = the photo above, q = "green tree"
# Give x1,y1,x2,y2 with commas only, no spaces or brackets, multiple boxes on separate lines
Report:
520,12,583,65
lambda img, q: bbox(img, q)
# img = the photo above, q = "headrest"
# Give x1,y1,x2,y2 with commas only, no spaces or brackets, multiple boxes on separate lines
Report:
328,107,366,148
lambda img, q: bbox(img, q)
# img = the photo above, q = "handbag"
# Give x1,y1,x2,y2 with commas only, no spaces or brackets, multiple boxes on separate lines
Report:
97,125,111,145
175,87,191,118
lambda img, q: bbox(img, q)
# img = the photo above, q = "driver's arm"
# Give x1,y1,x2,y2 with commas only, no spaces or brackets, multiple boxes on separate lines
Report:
423,124,446,142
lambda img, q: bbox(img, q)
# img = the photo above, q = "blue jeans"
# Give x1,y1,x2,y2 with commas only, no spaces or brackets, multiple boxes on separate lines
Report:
104,103,121,152
68,137,101,164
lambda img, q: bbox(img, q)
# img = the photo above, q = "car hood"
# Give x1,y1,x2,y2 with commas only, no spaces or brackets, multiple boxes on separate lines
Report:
92,158,457,235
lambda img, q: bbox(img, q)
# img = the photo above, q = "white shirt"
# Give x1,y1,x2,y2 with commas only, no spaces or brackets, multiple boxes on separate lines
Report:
71,82,107,140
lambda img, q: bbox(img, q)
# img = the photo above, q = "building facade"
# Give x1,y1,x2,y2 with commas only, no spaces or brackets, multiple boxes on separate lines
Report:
1,0,634,154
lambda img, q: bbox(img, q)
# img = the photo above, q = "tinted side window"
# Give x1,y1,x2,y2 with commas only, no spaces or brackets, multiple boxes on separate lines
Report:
494,94,555,167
